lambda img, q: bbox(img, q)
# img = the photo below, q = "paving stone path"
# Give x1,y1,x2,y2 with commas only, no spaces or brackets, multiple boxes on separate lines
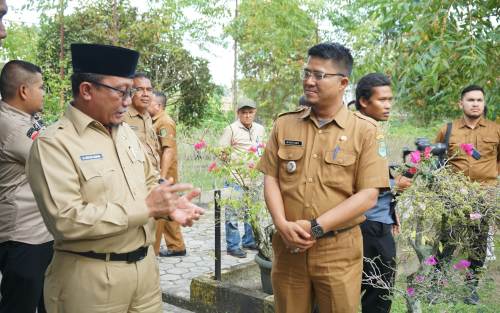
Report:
158,196,257,311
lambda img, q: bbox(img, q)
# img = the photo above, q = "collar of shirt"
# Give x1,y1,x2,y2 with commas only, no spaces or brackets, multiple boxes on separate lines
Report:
236,119,254,131
127,105,143,118
299,104,349,129
0,100,33,122
458,116,487,129
66,104,109,136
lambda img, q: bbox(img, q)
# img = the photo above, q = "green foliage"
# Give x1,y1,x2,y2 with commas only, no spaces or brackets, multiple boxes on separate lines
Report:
227,0,318,120
0,23,39,62
333,0,499,124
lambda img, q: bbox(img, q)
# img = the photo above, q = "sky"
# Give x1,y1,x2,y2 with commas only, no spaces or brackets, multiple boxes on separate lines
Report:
5,0,234,87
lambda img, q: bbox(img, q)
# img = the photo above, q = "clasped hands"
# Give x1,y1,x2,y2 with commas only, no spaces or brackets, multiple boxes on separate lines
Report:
277,219,316,254
146,178,205,227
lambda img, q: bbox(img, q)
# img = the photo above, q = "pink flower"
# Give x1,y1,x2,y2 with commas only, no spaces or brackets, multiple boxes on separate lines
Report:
460,143,474,156
408,167,417,175
194,140,207,151
248,146,258,153
248,161,255,169
424,146,432,159
257,142,266,148
406,287,415,297
208,162,217,172
424,255,438,266
469,212,482,221
453,259,471,270
415,275,425,283
409,151,421,164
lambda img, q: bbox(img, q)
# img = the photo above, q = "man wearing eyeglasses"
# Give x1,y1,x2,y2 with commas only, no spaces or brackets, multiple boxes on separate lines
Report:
124,73,161,174
27,43,204,313
257,43,389,313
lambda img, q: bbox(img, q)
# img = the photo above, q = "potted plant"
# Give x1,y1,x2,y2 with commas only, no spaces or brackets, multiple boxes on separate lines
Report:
199,140,275,294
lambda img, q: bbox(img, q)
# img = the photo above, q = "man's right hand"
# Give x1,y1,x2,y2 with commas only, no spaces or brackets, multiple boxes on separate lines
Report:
146,182,204,226
277,220,315,251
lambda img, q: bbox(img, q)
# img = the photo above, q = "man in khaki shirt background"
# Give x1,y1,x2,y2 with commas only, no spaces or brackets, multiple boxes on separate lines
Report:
257,43,389,313
124,72,160,172
219,100,266,258
434,84,499,305
0,60,53,313
147,91,187,257
27,43,204,313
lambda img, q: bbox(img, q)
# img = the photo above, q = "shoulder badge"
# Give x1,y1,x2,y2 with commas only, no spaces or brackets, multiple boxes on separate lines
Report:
159,128,168,137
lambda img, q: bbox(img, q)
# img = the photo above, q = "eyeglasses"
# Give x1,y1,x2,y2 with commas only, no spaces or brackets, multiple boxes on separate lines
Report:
301,69,346,81
89,81,137,100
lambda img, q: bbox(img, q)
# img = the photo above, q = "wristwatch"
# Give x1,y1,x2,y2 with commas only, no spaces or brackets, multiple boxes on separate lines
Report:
310,218,325,239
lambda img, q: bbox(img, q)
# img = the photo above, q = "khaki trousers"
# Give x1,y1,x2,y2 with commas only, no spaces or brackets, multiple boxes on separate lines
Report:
44,246,161,313
272,226,363,313
153,219,186,255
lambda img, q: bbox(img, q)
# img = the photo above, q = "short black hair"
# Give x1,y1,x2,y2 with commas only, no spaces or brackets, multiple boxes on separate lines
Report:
460,85,484,99
133,72,149,80
0,60,42,100
70,72,105,97
307,42,353,77
154,91,167,107
355,73,391,110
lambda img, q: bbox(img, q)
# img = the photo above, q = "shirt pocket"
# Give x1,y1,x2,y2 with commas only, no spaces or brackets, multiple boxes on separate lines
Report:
478,137,498,158
323,149,356,191
79,162,116,203
277,146,305,181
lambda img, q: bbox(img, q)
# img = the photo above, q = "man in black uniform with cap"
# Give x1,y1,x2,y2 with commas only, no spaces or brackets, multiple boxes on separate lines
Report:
27,43,204,313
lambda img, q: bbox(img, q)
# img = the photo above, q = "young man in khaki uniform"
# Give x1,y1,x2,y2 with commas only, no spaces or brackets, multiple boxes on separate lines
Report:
124,72,161,172
27,43,204,313
434,85,499,305
147,91,186,257
0,60,53,313
257,43,389,313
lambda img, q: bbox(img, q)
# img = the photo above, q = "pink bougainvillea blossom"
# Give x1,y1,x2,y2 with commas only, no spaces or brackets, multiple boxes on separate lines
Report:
408,167,417,175
424,146,432,159
406,287,415,297
194,139,207,151
248,161,256,169
415,275,425,283
248,146,258,153
424,255,438,266
469,212,482,221
453,259,471,270
208,162,217,172
409,151,421,164
460,143,474,156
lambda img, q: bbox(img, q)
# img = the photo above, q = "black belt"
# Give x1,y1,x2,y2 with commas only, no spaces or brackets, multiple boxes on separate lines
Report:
61,246,148,263
320,224,357,238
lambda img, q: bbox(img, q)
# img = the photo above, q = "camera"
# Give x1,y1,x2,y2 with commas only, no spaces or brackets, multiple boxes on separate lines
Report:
402,138,447,178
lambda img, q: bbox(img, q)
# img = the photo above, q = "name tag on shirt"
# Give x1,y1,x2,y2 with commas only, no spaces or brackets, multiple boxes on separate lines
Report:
80,153,103,161
284,140,302,146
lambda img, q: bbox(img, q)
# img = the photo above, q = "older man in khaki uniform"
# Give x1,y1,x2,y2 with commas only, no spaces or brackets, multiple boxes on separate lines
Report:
124,72,160,172
147,91,186,257
257,43,389,313
0,60,53,313
434,84,499,305
27,43,204,313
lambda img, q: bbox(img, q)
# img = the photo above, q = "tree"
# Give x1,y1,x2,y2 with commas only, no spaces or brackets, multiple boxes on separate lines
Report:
330,0,499,123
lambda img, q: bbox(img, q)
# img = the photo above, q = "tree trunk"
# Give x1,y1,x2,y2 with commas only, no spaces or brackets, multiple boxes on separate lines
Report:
58,0,65,109
232,0,238,118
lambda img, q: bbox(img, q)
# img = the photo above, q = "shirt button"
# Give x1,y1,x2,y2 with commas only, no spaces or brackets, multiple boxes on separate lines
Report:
318,130,323,134
312,154,318,159
305,204,310,208
308,177,313,183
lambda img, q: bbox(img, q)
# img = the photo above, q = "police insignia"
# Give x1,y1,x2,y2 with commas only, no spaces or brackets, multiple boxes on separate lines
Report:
159,128,167,137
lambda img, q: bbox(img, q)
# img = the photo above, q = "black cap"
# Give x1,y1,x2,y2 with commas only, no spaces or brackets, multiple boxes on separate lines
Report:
71,43,140,78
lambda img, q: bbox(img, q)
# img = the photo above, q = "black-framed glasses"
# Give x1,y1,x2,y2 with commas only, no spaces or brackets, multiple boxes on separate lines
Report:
301,69,346,81
89,81,137,100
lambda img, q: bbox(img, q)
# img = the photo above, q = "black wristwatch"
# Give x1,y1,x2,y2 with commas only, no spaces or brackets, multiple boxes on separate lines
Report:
310,218,325,239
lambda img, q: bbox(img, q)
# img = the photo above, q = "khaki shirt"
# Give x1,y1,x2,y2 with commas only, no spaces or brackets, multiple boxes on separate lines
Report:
27,104,157,253
435,116,499,185
219,120,266,153
257,105,390,229
152,111,178,182
124,105,161,171
0,101,52,244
